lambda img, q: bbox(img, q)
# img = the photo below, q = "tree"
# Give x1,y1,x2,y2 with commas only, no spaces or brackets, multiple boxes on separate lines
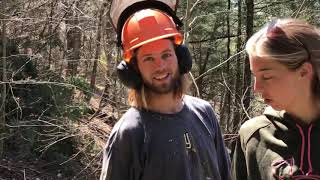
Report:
90,3,107,89
220,0,232,131
232,0,243,131
0,1,7,157
242,0,254,120
66,1,82,76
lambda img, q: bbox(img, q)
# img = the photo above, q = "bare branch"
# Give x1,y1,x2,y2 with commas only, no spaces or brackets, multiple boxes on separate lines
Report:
189,34,240,44
292,0,307,18
241,87,251,120
195,50,245,81
188,72,200,97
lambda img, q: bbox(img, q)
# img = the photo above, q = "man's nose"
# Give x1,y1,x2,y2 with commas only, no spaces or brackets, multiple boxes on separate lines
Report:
154,56,165,69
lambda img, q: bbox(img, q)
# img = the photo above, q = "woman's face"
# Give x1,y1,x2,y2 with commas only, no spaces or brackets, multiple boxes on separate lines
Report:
250,57,307,112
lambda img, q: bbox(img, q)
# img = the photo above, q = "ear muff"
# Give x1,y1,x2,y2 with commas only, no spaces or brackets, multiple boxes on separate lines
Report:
116,59,142,89
175,45,192,74
117,45,192,89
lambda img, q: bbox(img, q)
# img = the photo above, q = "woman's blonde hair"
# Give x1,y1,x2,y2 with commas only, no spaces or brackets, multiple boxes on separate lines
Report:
246,18,320,100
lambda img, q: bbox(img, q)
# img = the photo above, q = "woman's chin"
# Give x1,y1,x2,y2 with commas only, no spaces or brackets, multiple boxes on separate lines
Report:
271,106,282,111
269,104,283,111
265,100,283,111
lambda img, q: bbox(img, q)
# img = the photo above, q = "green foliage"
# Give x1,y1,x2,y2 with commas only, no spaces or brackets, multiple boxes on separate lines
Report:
63,101,91,120
3,68,91,173
67,76,93,100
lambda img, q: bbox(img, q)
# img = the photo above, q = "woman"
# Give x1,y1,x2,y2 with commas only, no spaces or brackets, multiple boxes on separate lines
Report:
232,19,320,180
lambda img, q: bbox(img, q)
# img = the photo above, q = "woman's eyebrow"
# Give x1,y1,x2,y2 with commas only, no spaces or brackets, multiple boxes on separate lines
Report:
258,67,273,72
251,68,273,76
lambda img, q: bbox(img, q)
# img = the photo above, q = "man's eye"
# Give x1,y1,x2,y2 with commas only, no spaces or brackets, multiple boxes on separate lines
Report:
162,53,172,59
143,57,154,62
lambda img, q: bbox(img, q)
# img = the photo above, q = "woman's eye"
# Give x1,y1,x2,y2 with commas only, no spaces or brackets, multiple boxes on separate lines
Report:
262,76,273,80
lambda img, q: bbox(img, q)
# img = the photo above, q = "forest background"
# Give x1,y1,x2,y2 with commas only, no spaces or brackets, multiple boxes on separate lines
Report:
0,0,319,179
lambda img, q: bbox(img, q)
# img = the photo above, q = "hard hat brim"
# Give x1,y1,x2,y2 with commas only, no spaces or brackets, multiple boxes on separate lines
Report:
128,33,182,51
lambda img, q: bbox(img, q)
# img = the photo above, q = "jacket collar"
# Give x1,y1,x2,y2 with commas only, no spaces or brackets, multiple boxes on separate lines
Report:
263,106,320,130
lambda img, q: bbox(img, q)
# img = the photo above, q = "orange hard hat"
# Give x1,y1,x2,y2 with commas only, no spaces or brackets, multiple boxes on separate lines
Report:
121,9,183,62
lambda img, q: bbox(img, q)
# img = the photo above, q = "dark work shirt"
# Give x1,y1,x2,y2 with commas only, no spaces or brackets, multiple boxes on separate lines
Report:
100,95,231,180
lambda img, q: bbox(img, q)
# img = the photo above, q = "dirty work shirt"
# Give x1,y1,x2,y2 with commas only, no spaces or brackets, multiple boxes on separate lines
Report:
100,95,231,180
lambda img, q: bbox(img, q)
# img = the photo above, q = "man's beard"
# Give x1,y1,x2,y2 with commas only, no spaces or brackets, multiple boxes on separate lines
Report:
143,73,181,95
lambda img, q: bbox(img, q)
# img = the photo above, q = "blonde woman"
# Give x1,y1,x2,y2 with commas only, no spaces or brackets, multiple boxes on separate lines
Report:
232,19,320,180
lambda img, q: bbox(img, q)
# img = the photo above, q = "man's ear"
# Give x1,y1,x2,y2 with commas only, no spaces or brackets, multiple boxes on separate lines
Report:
299,62,313,79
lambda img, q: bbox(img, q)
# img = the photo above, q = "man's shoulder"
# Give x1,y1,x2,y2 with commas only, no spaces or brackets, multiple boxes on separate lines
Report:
183,95,218,130
183,95,211,109
121,107,142,121
112,107,144,137
106,108,145,152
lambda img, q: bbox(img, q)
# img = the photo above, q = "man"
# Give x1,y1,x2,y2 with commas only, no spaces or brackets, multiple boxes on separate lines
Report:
100,9,231,180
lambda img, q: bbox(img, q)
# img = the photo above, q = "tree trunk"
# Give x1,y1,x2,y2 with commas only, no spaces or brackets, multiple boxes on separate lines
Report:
66,27,81,76
233,0,243,131
226,0,232,127
48,0,57,69
0,3,7,157
90,3,106,89
66,2,81,77
100,23,115,106
243,0,254,119
230,0,244,157
183,0,192,47
60,21,68,76
220,0,232,131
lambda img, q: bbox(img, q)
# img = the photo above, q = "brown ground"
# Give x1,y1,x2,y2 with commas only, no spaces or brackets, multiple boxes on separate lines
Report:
0,95,117,180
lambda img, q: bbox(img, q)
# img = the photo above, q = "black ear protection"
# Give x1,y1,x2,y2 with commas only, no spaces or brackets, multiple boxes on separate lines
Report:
117,44,192,89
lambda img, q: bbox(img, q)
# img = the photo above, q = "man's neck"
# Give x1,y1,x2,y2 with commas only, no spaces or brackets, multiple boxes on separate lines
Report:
146,92,184,114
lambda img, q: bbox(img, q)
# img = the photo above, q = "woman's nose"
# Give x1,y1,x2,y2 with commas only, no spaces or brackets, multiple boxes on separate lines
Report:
253,78,263,93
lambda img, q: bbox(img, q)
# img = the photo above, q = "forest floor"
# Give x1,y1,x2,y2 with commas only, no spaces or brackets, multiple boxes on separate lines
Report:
0,94,115,180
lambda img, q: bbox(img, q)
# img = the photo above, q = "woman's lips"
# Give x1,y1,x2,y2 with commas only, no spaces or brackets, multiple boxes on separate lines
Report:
263,97,273,104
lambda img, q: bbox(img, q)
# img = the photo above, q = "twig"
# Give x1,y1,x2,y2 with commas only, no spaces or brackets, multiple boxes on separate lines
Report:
8,83,22,119
241,87,251,120
39,134,76,153
23,169,26,180
60,140,95,165
292,0,307,18
188,72,200,97
195,50,245,81
72,149,103,179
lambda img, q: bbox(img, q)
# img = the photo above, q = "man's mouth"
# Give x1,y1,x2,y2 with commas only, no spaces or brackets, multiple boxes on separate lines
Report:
154,73,170,80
